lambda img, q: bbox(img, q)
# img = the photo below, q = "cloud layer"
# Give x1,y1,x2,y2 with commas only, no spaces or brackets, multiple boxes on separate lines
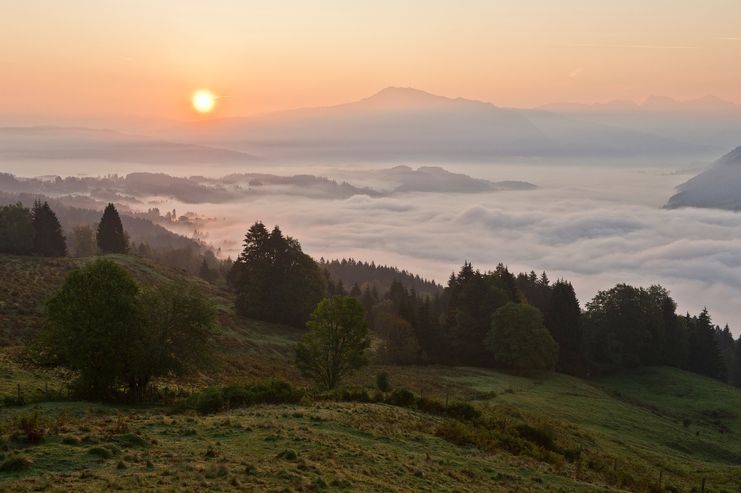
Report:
182,164,741,333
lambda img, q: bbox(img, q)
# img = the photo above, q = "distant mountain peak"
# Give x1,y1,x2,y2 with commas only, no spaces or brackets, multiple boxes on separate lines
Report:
355,86,452,109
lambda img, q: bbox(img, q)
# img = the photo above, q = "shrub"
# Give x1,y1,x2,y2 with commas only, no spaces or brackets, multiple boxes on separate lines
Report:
338,387,372,402
515,423,556,451
88,446,113,459
13,411,49,444
375,372,390,393
445,402,480,421
115,432,148,448
386,389,415,407
189,380,301,415
277,449,298,460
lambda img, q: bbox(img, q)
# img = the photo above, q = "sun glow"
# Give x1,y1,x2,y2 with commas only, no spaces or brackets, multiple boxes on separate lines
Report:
192,89,216,114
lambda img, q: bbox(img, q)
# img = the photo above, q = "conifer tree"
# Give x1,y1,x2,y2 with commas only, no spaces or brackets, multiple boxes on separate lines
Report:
732,337,741,388
230,221,326,328
686,308,725,380
546,280,583,375
97,203,128,254
32,200,67,257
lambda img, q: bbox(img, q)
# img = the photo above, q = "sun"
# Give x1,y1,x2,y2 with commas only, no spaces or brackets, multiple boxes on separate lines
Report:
192,89,216,114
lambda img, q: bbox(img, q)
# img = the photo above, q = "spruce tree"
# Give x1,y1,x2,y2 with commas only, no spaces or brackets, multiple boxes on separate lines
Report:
31,200,67,257
732,337,741,388
230,221,326,328
687,308,725,380
97,203,128,254
546,280,583,375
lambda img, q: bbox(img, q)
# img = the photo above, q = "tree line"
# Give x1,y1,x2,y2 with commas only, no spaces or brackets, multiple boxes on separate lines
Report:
0,201,128,257
229,222,741,387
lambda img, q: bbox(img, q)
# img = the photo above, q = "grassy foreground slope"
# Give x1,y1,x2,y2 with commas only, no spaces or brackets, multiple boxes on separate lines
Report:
1,254,741,491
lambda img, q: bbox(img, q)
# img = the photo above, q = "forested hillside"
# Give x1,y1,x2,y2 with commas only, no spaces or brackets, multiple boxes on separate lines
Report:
320,257,442,298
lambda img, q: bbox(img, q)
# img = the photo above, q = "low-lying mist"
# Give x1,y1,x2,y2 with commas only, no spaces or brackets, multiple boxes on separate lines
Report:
2,159,739,332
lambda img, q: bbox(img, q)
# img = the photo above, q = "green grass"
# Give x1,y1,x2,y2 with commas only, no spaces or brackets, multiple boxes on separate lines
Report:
0,401,616,492
2,253,741,491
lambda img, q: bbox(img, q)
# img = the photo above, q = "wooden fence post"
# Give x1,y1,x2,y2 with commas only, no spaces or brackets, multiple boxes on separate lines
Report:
701,477,705,493
658,470,662,489
17,383,21,403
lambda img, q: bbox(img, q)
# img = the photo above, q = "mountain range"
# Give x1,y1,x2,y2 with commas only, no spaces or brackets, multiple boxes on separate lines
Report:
159,87,708,162
6,88,741,165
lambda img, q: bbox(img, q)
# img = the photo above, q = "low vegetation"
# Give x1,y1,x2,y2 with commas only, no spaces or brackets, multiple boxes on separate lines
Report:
2,221,741,491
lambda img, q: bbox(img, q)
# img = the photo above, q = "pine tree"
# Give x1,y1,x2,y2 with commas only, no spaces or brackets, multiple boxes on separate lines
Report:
546,280,582,375
230,221,326,328
686,308,725,380
198,258,216,283
32,200,67,257
97,203,128,254
732,337,741,388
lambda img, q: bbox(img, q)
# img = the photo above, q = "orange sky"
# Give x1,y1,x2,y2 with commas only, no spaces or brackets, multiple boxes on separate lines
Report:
1,0,740,122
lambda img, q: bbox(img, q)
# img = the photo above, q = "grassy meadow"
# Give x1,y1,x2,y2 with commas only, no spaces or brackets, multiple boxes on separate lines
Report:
1,254,740,492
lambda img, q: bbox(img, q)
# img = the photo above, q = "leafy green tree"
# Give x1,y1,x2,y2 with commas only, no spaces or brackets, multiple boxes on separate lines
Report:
132,282,215,400
545,280,583,375
295,296,370,389
485,302,558,371
39,260,215,400
230,222,326,328
374,309,425,365
32,201,67,257
97,203,128,254
41,259,141,398
0,203,33,254
583,284,665,372
72,224,96,257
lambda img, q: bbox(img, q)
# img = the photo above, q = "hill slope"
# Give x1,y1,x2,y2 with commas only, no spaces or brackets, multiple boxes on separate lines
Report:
1,254,741,491
667,145,741,210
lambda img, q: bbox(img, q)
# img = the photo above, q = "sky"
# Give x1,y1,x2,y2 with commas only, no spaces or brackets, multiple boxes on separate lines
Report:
2,0,741,122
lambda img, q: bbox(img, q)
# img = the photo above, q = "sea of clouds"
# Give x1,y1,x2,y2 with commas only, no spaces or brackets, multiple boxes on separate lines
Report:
4,158,738,332
159,163,740,333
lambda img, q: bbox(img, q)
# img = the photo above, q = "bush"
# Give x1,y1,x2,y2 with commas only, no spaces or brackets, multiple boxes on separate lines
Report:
338,387,372,403
415,397,479,420
515,423,556,451
189,380,301,414
13,411,49,444
386,389,415,407
375,372,390,393
445,401,481,421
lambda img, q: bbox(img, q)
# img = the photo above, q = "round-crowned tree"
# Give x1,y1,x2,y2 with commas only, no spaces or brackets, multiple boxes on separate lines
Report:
295,296,370,389
42,259,141,398
486,302,558,372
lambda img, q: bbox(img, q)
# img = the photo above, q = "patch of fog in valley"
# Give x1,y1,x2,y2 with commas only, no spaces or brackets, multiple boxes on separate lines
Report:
2,157,739,331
